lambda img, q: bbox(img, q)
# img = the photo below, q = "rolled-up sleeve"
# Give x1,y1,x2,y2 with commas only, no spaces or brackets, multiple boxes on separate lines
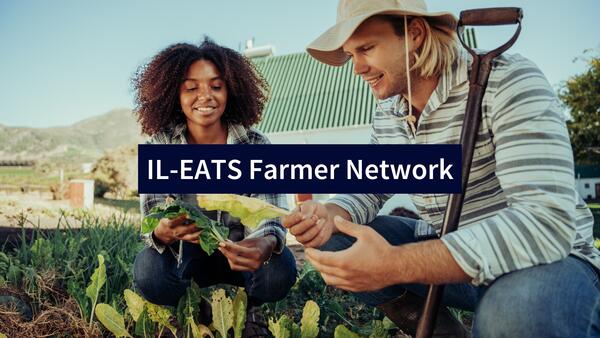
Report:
442,58,577,285
244,193,289,254
327,193,393,225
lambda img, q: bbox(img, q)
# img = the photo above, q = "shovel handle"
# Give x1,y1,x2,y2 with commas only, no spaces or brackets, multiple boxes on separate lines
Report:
459,7,522,26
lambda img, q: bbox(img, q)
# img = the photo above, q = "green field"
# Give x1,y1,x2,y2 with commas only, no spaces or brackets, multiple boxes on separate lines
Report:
0,166,82,188
0,167,35,176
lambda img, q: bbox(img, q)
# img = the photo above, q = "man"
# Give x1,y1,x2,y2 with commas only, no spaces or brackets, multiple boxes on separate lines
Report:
283,0,600,337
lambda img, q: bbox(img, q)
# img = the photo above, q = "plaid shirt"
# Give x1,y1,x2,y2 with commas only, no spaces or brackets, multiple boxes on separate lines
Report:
140,123,288,259
329,49,599,285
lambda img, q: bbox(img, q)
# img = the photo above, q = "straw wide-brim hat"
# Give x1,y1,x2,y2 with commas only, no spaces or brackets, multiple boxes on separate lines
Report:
307,0,457,66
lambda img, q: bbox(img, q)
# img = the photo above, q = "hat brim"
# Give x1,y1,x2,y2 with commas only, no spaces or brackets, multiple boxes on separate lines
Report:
307,9,457,66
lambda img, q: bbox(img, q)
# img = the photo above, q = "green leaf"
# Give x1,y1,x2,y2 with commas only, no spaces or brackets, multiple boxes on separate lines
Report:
291,322,301,338
86,254,106,325
334,325,361,338
268,315,291,338
211,288,234,338
178,281,202,328
123,289,145,322
6,264,22,285
142,199,223,255
368,320,389,338
232,288,248,338
146,302,177,336
134,307,156,338
300,300,320,338
200,229,220,256
0,333,7,338
141,216,160,234
381,317,396,330
95,303,132,337
189,317,216,338
197,194,289,229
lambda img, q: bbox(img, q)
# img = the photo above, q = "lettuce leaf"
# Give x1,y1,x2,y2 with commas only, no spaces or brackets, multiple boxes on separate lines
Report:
197,194,289,229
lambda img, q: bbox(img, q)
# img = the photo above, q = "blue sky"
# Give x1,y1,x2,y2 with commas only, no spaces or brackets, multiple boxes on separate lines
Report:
0,0,598,128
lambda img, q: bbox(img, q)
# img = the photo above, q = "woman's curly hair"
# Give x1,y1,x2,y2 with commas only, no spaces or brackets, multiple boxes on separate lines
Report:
132,37,270,136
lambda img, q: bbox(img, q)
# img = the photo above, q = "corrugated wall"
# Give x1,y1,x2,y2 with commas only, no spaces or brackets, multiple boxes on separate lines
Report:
253,52,375,134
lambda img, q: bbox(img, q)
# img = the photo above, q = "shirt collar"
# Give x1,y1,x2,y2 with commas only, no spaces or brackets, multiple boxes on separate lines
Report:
169,123,250,145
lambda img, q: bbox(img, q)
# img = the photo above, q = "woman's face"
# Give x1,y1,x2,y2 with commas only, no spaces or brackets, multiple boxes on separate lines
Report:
179,59,228,129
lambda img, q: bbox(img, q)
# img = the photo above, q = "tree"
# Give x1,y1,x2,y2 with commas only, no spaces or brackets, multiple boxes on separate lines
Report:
558,50,600,164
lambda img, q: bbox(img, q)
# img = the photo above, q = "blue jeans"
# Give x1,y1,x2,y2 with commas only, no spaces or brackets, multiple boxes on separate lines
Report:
321,215,600,338
133,241,297,307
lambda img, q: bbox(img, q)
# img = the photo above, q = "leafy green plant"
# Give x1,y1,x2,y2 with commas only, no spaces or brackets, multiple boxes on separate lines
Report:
232,288,248,338
269,300,321,338
211,288,234,338
95,303,132,337
334,324,361,338
142,200,229,255
86,254,107,325
197,194,289,228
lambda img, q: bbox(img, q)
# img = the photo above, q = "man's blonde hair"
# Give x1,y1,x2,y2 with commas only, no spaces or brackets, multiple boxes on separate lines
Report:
381,15,459,78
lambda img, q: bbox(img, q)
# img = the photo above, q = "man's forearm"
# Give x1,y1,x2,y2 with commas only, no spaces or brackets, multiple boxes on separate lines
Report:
391,239,471,285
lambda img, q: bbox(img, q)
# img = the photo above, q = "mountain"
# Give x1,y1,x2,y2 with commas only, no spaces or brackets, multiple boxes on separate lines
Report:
0,108,147,164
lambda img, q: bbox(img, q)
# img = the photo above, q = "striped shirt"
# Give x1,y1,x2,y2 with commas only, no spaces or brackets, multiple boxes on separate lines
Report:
329,49,599,285
140,123,288,257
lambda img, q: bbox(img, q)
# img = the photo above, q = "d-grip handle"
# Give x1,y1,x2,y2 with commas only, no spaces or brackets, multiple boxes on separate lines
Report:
459,7,522,26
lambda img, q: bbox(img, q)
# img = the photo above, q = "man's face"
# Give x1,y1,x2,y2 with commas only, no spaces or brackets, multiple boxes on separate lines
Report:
342,17,410,100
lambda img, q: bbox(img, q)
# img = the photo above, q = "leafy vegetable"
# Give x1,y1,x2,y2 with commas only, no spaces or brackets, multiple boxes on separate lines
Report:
211,288,234,338
141,199,229,255
300,300,320,338
95,303,132,337
86,254,106,325
268,315,293,338
232,288,248,338
123,289,144,322
368,320,389,338
334,324,362,338
197,194,289,229
146,301,177,336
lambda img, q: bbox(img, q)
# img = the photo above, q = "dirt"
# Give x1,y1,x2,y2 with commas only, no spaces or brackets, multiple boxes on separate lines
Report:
0,191,138,228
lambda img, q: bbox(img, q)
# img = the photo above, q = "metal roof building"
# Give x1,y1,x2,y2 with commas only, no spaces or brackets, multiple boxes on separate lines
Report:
252,52,375,143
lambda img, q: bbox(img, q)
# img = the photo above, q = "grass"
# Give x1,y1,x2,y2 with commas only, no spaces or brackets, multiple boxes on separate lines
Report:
0,167,36,176
96,197,140,214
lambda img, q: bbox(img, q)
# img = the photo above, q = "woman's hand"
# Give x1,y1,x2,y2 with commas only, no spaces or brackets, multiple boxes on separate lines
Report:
153,214,202,245
218,236,277,272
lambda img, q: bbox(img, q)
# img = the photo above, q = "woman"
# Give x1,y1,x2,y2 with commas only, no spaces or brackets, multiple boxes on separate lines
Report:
131,38,296,336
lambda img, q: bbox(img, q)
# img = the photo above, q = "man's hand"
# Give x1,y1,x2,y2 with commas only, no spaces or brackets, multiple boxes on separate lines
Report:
282,201,336,248
305,216,397,292
153,214,202,245
218,236,277,272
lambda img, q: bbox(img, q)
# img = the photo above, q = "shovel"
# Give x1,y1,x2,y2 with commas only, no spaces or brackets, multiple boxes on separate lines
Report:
415,7,523,338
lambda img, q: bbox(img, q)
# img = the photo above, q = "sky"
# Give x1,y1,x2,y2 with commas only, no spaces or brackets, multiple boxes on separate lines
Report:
0,0,598,128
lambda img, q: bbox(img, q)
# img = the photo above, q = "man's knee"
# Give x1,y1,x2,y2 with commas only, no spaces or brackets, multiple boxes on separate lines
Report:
320,215,417,252
473,258,596,338
133,248,188,306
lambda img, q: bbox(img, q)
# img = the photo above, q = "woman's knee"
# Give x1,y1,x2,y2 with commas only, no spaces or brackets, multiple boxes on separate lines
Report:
254,248,297,302
133,248,187,306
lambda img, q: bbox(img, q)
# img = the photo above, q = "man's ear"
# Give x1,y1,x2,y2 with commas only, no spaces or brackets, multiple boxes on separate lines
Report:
409,17,427,52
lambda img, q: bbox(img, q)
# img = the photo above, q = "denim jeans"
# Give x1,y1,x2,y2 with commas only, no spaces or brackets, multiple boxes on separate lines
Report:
133,241,297,307
321,215,600,338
